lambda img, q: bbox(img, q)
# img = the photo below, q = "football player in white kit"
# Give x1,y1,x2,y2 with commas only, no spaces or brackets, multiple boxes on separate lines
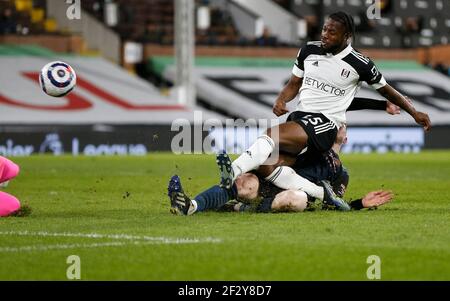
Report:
221,11,431,210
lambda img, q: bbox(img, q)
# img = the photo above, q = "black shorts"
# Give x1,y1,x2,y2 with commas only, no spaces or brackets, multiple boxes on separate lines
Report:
287,111,338,153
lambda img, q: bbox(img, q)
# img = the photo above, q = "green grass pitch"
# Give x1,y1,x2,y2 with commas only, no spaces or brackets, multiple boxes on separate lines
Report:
0,151,449,280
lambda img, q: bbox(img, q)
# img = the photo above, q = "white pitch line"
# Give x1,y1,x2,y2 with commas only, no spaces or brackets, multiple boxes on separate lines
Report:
0,242,126,253
0,238,218,253
0,231,221,243
0,231,222,253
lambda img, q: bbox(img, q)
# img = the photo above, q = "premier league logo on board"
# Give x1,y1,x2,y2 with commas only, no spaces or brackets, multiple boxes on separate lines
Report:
39,133,63,155
341,69,350,78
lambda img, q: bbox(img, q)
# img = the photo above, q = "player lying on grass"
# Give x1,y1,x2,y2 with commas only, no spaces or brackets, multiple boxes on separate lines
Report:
0,156,29,217
216,153,393,213
169,154,393,215
169,125,393,215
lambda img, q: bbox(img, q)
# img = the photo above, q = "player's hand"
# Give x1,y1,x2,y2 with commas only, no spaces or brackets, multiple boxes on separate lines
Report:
413,111,432,132
386,101,400,115
362,190,394,208
273,100,289,116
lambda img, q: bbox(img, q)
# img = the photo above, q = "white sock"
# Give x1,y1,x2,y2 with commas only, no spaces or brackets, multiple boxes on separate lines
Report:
265,166,325,200
231,135,275,180
188,199,198,215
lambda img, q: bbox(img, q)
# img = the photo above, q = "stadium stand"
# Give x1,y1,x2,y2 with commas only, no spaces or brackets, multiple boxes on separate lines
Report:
287,0,450,48
80,0,243,46
0,0,84,53
2,0,450,49
0,0,60,34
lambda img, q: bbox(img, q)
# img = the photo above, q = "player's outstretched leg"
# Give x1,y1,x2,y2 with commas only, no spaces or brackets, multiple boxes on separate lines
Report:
168,175,195,216
230,122,308,183
320,180,351,211
216,152,234,190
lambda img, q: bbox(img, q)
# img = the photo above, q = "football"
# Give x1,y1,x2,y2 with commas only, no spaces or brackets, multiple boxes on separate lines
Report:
39,61,76,97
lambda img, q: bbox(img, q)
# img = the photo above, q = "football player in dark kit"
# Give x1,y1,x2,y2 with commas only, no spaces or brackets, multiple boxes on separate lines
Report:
221,11,430,210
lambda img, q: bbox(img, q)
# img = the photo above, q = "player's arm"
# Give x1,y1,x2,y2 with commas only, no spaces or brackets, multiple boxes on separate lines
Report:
377,84,431,131
273,46,309,116
349,190,394,210
273,75,303,116
347,97,400,115
357,57,431,131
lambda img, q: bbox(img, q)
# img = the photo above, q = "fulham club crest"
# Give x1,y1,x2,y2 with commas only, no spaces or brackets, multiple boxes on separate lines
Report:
341,69,350,78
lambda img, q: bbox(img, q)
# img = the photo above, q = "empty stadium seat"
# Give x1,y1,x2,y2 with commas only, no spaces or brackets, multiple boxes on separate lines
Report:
14,0,32,12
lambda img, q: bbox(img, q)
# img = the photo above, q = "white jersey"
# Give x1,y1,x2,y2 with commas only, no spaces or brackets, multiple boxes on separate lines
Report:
292,42,387,127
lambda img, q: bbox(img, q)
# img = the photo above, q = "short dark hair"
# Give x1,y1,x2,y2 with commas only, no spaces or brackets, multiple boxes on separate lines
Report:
329,11,356,40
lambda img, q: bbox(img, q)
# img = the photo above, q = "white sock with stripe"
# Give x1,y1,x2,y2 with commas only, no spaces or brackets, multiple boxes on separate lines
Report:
265,166,324,200
231,135,275,180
